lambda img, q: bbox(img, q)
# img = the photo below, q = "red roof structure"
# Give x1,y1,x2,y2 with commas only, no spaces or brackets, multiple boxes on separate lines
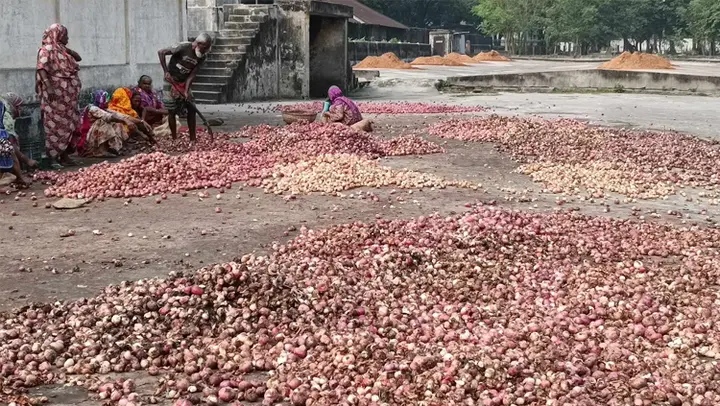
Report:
320,0,409,29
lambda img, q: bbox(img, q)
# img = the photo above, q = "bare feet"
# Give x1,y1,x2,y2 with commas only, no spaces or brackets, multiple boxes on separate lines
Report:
11,176,31,188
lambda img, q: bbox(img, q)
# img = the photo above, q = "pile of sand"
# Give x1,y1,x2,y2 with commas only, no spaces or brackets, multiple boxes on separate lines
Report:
473,50,510,62
354,52,414,69
411,56,466,67
444,52,476,64
599,52,673,70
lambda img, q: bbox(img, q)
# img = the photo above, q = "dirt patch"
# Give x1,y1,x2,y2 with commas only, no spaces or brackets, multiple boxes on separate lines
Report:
444,52,476,64
353,52,415,69
411,56,467,67
599,51,674,70
473,50,511,62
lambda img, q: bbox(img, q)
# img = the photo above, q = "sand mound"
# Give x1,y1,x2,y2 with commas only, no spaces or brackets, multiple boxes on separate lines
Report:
354,52,414,69
473,50,510,62
599,52,673,70
445,52,476,64
411,56,466,67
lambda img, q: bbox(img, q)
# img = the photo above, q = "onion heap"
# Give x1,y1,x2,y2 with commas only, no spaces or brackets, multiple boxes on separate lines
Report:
3,205,720,405
262,153,472,195
275,101,486,115
428,115,720,199
34,123,443,199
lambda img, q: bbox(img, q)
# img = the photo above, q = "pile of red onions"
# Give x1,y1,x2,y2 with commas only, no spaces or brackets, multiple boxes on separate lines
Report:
428,115,720,198
275,101,486,114
34,123,442,199
2,204,720,405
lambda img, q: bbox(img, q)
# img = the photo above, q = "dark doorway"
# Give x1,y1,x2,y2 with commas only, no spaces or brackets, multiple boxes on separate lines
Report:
433,36,447,56
309,15,347,98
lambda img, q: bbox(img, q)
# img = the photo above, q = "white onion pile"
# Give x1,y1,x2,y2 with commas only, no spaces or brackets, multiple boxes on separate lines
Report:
519,161,676,198
275,101,486,114
262,153,472,195
428,115,720,198
3,205,720,405
34,123,443,199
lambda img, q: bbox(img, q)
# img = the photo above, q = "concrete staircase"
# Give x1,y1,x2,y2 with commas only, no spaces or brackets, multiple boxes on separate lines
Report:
192,5,271,104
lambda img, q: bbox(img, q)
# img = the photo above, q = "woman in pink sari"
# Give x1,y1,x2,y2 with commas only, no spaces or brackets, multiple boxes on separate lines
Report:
322,86,373,132
36,23,82,166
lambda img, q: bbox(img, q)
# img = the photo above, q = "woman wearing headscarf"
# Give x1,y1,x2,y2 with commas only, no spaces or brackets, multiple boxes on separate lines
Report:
1,93,38,170
134,75,168,127
107,88,155,143
36,23,82,166
78,90,128,157
2,93,23,143
80,89,154,157
0,103,31,188
321,86,373,132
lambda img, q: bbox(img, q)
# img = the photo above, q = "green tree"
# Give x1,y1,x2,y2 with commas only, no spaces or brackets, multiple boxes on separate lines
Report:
473,0,548,54
687,0,720,54
544,0,600,54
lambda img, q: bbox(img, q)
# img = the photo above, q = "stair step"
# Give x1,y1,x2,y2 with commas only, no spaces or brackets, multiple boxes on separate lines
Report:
214,37,250,47
199,67,234,75
218,30,256,39
194,99,220,105
207,51,246,61
195,74,233,84
204,60,240,69
193,82,226,92
192,90,223,104
223,22,260,31
224,4,271,14
228,14,268,23
214,44,250,53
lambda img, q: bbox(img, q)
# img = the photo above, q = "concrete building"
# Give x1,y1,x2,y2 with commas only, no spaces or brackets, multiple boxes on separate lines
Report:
0,0,188,99
320,0,408,42
187,0,353,103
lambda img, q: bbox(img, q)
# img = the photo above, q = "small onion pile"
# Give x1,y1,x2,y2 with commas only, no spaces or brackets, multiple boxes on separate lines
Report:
262,153,472,195
3,205,720,405
275,101,486,115
34,123,443,199
428,115,720,198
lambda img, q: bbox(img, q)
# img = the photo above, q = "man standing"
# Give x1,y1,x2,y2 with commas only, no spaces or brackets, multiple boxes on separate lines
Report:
158,33,213,142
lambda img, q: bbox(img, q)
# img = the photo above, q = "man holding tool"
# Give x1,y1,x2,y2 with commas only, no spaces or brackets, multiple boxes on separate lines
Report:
158,33,213,142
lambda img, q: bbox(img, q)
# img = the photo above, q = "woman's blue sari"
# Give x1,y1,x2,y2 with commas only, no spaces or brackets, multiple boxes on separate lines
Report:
0,103,15,170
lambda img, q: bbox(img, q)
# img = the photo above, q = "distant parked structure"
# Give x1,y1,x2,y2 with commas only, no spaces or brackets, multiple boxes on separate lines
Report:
321,0,429,43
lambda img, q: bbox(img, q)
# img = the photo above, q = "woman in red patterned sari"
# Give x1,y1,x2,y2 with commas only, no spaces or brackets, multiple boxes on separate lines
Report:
36,24,82,166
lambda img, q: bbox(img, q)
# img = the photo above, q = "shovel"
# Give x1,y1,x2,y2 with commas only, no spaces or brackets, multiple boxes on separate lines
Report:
170,82,214,141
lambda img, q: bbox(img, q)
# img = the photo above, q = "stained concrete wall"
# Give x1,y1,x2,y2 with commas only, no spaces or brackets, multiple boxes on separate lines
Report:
187,0,220,39
309,16,348,97
230,8,281,101
442,69,720,95
0,0,187,99
278,1,311,98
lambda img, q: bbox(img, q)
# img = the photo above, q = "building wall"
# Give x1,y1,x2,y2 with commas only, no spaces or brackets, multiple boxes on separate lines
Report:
230,7,281,101
0,0,187,99
187,0,220,38
187,0,350,100
278,1,311,98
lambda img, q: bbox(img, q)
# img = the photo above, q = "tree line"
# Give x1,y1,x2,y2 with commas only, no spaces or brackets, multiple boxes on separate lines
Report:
359,0,720,56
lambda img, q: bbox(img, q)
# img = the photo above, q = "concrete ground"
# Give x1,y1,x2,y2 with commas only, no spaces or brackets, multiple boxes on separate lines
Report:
4,86,720,405
353,59,720,84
